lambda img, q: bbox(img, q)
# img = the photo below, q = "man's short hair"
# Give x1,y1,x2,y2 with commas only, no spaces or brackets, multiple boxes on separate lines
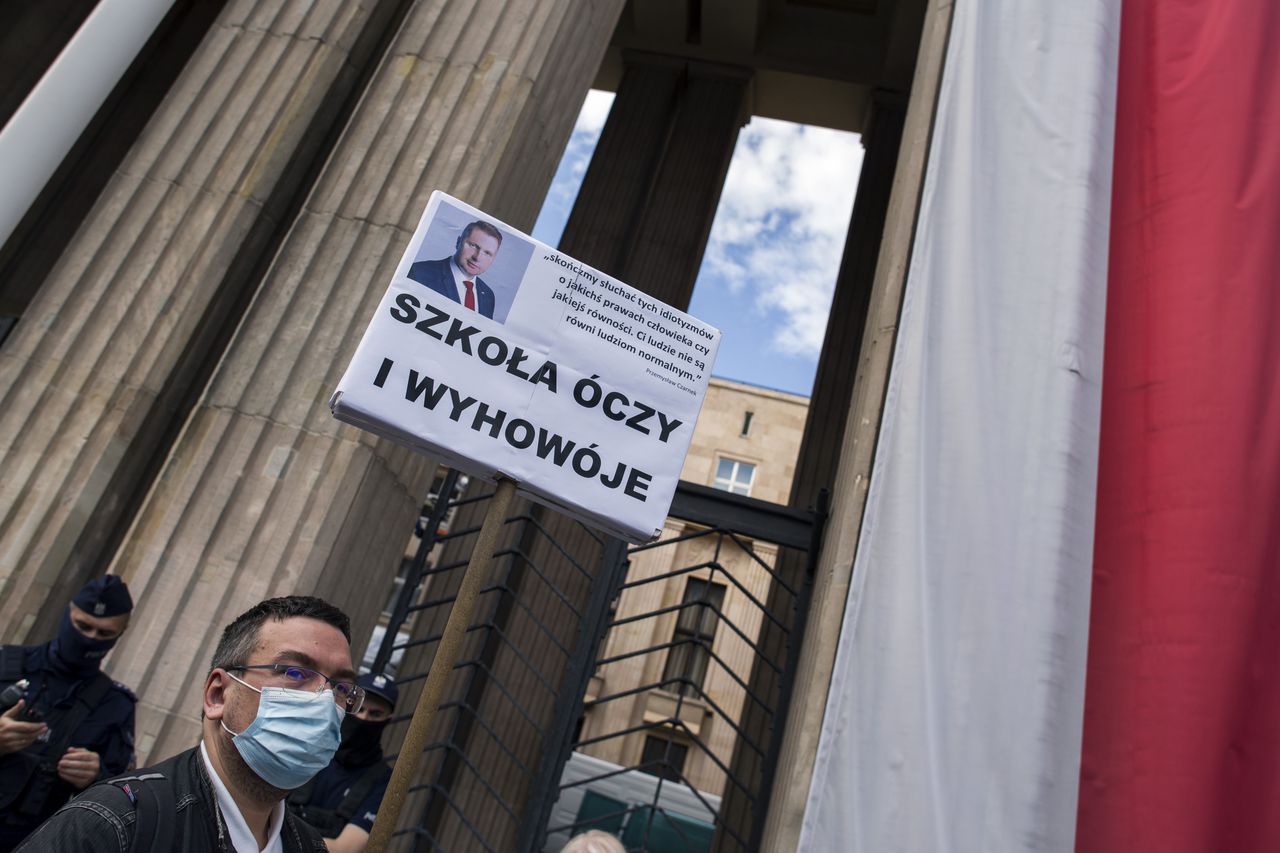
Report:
460,220,502,247
209,595,351,672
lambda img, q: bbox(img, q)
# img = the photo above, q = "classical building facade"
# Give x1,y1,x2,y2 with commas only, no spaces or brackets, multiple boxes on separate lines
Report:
0,1,953,849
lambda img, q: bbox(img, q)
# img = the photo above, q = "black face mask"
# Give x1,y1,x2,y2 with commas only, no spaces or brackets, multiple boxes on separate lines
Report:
336,716,388,767
52,610,118,674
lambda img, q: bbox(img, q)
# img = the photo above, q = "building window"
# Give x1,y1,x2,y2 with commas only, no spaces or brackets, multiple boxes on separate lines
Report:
713,457,755,496
740,410,754,437
662,578,726,697
640,734,689,782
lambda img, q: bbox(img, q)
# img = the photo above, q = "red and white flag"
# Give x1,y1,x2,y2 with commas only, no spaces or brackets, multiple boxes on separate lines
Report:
801,1,1280,851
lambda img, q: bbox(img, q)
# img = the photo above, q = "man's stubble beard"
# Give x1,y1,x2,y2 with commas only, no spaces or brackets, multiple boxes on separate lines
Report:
217,700,291,805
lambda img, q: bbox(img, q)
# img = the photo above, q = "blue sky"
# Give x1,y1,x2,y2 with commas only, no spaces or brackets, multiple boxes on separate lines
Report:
533,91,864,397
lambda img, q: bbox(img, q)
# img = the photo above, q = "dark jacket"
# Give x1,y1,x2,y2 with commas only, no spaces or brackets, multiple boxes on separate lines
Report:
288,757,391,837
0,643,135,851
407,256,497,318
14,747,326,853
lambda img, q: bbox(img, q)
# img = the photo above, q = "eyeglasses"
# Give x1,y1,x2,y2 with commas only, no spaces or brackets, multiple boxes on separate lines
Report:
227,664,365,714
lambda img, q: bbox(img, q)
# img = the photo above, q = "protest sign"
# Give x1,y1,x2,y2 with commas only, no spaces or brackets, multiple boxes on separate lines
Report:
330,191,721,543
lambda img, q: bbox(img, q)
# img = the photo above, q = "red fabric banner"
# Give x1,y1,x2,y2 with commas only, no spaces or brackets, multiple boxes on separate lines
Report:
1079,1,1280,851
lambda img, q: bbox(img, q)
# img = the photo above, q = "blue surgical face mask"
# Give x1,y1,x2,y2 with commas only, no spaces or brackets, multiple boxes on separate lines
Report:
220,671,344,790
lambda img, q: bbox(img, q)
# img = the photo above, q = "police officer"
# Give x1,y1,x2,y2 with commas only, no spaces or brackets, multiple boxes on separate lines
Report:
288,672,397,852
0,575,136,852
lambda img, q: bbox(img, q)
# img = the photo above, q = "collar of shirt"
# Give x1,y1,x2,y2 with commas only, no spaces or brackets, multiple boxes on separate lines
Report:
199,740,285,853
449,257,472,303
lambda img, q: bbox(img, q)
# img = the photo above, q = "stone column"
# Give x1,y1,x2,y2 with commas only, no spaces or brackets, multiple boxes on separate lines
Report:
103,0,627,769
557,59,682,277
714,92,907,851
0,0,396,641
620,62,751,305
790,93,907,510
757,0,957,846
559,53,751,308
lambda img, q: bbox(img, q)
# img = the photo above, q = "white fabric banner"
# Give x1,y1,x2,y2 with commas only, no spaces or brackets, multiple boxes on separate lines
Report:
800,3,1120,851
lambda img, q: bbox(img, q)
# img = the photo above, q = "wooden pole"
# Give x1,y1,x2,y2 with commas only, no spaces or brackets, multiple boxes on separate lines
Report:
365,476,518,852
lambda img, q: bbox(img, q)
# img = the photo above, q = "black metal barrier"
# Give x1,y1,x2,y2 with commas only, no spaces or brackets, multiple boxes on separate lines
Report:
372,475,826,852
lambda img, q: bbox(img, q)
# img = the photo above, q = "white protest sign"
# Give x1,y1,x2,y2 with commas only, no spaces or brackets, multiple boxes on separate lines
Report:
330,191,721,543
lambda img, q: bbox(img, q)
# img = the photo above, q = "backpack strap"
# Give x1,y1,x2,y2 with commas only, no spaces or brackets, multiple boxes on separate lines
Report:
109,772,175,853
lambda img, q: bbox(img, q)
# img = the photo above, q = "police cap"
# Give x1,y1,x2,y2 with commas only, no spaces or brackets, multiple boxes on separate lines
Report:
357,672,399,709
72,574,134,617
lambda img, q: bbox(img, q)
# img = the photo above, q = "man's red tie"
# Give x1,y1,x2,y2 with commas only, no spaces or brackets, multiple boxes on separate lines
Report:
464,279,476,311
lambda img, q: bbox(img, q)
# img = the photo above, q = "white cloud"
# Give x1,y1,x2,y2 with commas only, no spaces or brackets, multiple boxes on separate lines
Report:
701,119,864,357
576,90,614,134
539,98,864,368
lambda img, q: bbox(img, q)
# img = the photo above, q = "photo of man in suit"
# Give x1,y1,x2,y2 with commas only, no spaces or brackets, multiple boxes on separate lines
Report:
407,221,502,319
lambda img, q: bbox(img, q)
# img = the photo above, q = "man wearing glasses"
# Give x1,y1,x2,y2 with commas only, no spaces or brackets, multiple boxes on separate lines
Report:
18,596,364,852
407,220,503,319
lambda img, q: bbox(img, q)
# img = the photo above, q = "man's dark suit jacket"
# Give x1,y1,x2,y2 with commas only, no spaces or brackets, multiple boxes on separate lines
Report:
407,257,496,319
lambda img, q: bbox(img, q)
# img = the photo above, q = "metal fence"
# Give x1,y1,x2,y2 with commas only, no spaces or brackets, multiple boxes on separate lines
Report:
373,472,825,852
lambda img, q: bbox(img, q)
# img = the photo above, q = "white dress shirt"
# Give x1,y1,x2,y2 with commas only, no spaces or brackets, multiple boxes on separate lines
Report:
448,257,472,303
199,740,285,853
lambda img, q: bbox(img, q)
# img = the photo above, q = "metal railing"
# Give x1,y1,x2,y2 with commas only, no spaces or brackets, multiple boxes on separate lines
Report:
373,474,825,852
